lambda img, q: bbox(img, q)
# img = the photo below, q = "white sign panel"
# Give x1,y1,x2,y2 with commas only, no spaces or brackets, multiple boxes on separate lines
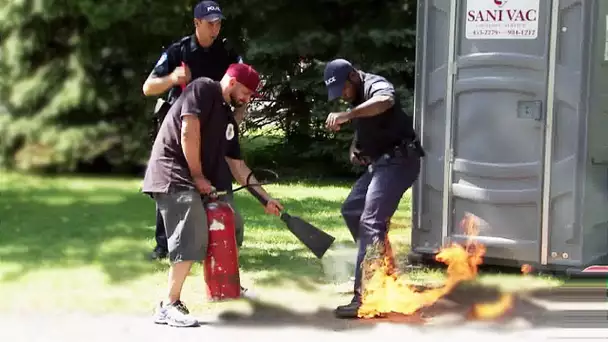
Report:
466,0,540,40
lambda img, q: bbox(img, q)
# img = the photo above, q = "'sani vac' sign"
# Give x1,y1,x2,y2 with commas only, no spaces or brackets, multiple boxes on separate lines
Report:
466,0,540,40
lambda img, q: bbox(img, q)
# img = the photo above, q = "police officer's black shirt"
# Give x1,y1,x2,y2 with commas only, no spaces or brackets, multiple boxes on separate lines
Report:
150,35,241,104
142,78,240,194
351,71,416,159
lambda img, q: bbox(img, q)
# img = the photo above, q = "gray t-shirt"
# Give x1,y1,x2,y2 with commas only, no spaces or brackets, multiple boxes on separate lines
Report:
142,77,239,194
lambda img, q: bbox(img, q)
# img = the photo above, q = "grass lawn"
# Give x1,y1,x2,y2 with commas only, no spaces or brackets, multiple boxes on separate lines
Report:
0,171,564,316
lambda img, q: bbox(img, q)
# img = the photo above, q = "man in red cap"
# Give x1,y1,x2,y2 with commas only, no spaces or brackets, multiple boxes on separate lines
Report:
142,63,284,327
143,0,248,264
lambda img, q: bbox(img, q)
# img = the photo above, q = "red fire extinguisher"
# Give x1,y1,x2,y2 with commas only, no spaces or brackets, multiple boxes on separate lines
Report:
203,198,241,301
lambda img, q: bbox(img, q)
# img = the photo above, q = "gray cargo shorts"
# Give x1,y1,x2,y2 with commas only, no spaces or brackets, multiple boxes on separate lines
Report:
155,189,208,263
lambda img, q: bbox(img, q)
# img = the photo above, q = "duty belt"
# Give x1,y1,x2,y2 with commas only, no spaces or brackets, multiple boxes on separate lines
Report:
383,138,425,160
360,139,425,173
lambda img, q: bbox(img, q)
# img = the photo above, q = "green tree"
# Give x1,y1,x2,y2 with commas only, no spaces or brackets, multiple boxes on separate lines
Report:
0,0,418,178
224,0,418,177
0,0,195,172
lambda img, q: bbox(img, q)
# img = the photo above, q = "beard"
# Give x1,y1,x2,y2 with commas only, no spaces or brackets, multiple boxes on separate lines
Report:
229,94,245,108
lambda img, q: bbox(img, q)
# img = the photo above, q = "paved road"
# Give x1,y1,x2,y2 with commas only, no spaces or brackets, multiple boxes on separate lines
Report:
1,287,606,341
0,311,605,342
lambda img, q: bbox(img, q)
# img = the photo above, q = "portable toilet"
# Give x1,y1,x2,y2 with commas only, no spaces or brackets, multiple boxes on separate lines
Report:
410,0,608,272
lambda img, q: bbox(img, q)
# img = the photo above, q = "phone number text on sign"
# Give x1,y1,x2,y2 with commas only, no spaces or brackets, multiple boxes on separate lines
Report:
466,0,540,40
470,29,537,37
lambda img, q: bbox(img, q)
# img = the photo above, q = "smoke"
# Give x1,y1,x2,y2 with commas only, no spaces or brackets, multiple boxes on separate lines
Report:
320,243,358,284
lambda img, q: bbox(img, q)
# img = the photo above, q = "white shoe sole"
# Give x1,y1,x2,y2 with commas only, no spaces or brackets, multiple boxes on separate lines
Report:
167,319,199,327
154,317,167,325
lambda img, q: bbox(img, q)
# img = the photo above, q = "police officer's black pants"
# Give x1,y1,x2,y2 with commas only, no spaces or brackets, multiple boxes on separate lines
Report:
341,152,421,300
155,208,168,252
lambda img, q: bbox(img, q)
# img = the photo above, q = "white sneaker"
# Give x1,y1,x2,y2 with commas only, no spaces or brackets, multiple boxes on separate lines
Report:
153,301,167,324
153,300,198,327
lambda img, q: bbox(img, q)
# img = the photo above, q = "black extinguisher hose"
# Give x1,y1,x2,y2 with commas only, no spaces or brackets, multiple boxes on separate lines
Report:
208,168,279,206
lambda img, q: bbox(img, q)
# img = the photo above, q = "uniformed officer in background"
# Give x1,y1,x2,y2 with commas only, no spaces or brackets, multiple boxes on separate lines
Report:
322,58,424,318
142,1,248,263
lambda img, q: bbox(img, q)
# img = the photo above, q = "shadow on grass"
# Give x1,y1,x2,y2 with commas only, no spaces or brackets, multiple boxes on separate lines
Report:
238,247,329,287
0,186,160,283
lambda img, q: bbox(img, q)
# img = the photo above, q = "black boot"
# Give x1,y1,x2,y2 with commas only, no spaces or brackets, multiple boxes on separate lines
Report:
334,295,361,319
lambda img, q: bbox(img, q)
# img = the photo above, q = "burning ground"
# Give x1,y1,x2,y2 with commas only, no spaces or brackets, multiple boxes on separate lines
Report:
211,213,572,331
357,213,523,322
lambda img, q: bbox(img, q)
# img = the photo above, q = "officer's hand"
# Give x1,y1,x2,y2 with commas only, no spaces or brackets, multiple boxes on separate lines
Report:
325,112,350,131
264,198,283,216
170,65,191,86
193,175,214,195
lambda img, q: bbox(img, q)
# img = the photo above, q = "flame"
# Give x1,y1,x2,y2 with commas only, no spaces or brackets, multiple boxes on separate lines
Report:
521,264,533,275
357,213,511,320
471,293,514,320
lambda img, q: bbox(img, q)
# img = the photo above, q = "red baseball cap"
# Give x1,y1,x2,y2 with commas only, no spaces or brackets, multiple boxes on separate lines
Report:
226,63,261,97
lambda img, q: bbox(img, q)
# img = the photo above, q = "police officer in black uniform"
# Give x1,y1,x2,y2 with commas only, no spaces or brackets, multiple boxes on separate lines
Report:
142,0,246,261
322,58,425,318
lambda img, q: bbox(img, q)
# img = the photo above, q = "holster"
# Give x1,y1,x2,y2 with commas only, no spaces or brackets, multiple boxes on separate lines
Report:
406,139,426,158
154,98,171,130
149,98,172,143
352,151,372,167
388,138,426,159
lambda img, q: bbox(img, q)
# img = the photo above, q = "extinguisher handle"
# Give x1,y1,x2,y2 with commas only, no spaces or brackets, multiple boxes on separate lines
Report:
207,169,278,206
213,190,229,197
210,189,268,206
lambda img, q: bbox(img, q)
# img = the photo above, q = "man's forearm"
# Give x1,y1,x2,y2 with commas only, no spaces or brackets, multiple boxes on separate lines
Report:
181,117,203,177
244,175,271,203
143,76,175,96
345,95,394,119
228,159,271,203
